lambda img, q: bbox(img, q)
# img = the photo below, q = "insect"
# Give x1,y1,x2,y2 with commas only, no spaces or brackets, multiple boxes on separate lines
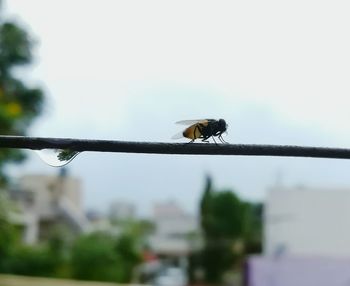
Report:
172,119,228,143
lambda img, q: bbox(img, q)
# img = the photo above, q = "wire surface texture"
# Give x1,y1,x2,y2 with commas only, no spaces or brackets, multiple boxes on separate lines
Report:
0,135,349,160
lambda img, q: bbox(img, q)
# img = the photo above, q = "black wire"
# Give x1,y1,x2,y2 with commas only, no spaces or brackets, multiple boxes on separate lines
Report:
0,135,349,159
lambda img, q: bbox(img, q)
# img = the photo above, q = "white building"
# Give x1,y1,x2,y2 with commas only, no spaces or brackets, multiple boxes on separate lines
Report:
139,201,199,284
9,171,89,244
149,201,199,262
247,185,350,286
264,185,350,257
109,200,136,221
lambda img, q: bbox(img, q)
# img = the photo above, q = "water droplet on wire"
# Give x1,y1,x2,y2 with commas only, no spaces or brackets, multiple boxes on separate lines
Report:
35,149,80,167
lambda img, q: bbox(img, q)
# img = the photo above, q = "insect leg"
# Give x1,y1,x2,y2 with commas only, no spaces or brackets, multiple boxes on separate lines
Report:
201,136,210,143
211,136,218,145
201,133,211,143
219,134,228,143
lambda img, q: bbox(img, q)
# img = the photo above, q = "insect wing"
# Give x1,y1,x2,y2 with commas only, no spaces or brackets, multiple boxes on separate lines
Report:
175,119,209,125
171,131,185,139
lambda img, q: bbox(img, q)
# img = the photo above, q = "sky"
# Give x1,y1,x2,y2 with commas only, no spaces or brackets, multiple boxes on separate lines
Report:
3,0,350,216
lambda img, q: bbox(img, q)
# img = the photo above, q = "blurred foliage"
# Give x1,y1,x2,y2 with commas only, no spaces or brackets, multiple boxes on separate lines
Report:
57,149,79,163
71,232,141,283
5,244,58,277
0,222,72,277
110,218,155,246
1,222,142,282
196,176,263,284
0,192,20,271
71,233,123,282
46,224,75,278
0,1,45,278
0,1,44,184
242,201,263,254
115,234,141,282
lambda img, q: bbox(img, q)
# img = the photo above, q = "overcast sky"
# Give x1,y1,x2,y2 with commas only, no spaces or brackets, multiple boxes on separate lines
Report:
4,0,350,216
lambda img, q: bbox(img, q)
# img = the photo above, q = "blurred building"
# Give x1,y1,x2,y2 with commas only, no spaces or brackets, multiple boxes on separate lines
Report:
148,201,199,267
8,170,89,244
85,209,123,236
138,201,199,284
108,200,136,221
264,185,350,257
246,185,350,286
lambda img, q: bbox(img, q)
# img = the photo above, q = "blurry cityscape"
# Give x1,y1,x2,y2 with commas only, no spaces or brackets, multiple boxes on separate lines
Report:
2,168,264,285
2,0,350,285
5,169,350,286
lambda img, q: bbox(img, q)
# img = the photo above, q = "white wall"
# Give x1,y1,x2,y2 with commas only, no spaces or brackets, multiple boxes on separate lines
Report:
265,186,350,257
19,174,82,216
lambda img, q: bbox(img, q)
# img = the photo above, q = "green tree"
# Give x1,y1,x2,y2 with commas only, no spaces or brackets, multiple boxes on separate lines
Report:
70,232,141,283
0,1,44,184
114,234,141,283
242,202,263,254
200,175,214,237
46,224,75,278
6,244,57,277
0,0,45,273
198,177,262,283
71,233,122,282
0,192,19,272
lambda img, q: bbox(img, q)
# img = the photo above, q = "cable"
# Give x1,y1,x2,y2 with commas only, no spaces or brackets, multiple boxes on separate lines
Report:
0,135,349,159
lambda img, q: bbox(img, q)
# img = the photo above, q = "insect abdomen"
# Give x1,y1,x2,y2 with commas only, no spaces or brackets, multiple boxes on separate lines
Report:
183,124,202,139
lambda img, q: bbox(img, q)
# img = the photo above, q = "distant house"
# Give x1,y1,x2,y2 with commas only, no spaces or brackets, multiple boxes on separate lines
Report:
264,185,350,257
85,209,122,236
246,185,350,286
136,201,200,284
148,201,200,267
109,200,136,221
8,170,89,244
